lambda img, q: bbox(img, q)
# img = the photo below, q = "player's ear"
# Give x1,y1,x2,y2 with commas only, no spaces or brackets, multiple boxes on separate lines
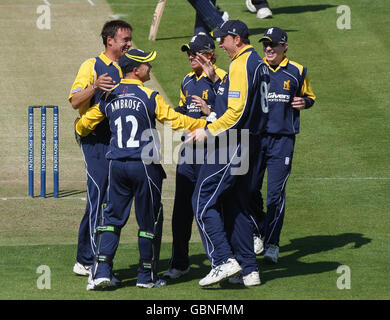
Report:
106,35,115,48
132,66,140,75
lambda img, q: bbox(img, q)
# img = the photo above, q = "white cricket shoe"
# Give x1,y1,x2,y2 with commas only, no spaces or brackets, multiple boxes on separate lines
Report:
199,258,242,287
86,273,121,290
222,11,229,22
254,235,264,255
264,244,279,264
257,7,273,19
163,267,190,279
86,277,111,291
229,271,261,286
243,271,261,286
136,279,167,288
246,0,257,13
73,262,91,276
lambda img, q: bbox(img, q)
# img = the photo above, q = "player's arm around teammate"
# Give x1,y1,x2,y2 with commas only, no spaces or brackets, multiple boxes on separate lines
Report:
69,21,132,110
68,20,132,278
74,49,209,290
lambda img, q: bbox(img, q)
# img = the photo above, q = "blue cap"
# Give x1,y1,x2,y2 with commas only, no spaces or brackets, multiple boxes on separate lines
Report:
181,33,215,54
259,27,288,44
212,20,249,39
119,48,157,73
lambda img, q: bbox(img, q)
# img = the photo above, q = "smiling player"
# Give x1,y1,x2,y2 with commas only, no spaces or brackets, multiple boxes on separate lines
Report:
163,33,227,280
258,27,316,264
69,20,132,280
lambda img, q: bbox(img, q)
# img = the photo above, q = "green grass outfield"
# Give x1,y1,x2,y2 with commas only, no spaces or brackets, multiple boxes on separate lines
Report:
0,0,389,302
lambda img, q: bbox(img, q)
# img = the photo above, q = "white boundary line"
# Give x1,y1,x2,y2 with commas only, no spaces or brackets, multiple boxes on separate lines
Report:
0,196,175,200
1,177,388,184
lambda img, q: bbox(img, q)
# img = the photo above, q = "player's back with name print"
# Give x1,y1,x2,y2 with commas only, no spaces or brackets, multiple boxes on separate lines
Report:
102,86,159,161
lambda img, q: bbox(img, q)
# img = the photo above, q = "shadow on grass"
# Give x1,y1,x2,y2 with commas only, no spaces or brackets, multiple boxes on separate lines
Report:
158,4,336,40
114,253,213,289
112,233,371,289
260,233,372,284
44,189,86,198
271,4,337,15
248,4,337,37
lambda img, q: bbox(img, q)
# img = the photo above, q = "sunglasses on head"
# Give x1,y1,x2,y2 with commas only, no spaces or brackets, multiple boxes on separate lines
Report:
262,42,282,48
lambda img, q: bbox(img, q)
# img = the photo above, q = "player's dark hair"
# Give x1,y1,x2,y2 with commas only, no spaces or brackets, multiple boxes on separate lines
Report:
101,20,133,47
232,35,250,45
210,52,217,64
242,38,250,45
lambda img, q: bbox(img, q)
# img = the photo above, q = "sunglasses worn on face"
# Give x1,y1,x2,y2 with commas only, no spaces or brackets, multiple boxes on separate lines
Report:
187,50,208,57
263,42,282,48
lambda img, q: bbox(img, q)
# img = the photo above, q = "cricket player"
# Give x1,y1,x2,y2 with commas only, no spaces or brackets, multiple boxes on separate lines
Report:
69,20,132,280
163,33,227,279
258,27,316,264
246,0,273,19
187,0,229,35
187,20,270,287
74,49,208,290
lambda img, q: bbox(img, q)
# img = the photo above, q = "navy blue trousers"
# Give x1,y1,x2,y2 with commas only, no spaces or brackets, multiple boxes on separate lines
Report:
258,134,295,247
170,144,211,270
252,0,270,9
93,160,165,284
192,135,263,275
77,134,109,265
187,0,225,34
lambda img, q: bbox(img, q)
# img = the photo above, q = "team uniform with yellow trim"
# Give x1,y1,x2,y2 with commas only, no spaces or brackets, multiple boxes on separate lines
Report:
257,57,316,251
68,52,122,268
191,45,270,276
167,65,227,273
75,78,207,285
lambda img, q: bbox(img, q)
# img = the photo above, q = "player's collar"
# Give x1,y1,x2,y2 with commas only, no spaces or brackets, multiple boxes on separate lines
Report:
232,45,253,61
262,56,289,72
189,64,218,80
120,79,144,86
99,51,116,66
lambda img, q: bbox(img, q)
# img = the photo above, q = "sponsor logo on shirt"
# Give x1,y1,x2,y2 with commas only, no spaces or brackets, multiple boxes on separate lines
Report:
268,92,290,103
228,90,241,98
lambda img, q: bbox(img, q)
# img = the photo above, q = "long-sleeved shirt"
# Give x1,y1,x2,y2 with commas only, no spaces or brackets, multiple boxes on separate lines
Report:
206,45,270,136
263,57,316,135
75,79,206,162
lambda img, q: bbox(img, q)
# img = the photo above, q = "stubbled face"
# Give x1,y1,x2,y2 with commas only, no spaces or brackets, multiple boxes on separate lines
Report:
263,41,288,65
108,28,132,61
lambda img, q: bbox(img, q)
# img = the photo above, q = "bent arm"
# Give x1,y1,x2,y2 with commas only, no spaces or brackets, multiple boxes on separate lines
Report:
300,74,316,109
75,104,105,136
68,58,97,110
155,94,206,131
